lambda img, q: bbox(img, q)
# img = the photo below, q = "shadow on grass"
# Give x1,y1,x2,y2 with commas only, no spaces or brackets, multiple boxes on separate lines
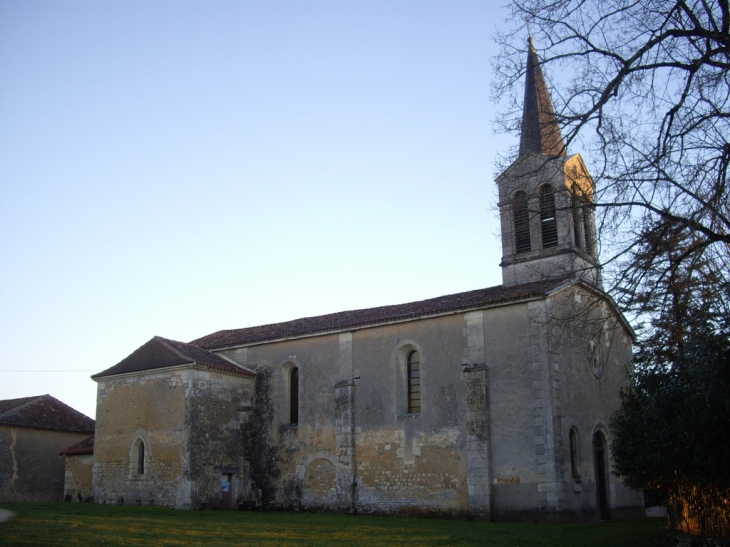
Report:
0,503,663,546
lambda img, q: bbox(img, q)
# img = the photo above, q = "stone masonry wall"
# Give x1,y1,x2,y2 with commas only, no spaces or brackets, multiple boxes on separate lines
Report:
93,367,255,510
548,288,644,519
90,288,641,519
217,302,585,518
186,369,255,509
63,454,93,502
497,154,600,288
0,425,90,502
93,369,189,507
218,313,481,517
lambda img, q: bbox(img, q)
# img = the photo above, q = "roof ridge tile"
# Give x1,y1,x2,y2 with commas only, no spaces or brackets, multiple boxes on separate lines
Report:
0,394,45,419
154,336,195,364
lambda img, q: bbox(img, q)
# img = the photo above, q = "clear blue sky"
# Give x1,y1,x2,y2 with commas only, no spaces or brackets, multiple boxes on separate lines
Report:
0,0,514,419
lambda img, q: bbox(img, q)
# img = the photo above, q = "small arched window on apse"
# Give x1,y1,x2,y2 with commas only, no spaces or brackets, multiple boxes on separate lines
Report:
540,184,558,248
130,436,147,477
407,350,421,414
513,190,531,254
290,367,299,424
569,428,580,479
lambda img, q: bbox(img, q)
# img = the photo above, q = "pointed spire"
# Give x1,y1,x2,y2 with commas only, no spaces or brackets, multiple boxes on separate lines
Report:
519,37,566,157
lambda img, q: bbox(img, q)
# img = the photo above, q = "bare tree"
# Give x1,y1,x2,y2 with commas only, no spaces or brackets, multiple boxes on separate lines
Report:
492,0,730,337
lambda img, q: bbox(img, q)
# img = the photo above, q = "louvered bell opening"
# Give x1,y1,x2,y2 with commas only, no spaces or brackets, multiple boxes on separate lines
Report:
513,192,531,254
582,199,593,256
572,192,584,251
542,218,558,248
540,185,558,248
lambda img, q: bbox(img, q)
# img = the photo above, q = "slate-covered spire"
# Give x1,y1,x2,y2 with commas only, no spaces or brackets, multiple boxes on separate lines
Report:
519,37,566,157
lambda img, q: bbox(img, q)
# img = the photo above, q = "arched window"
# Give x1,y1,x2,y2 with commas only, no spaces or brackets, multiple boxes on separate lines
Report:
593,431,610,519
138,441,145,475
513,191,531,254
569,428,580,478
571,188,584,251
130,436,148,477
582,197,593,255
290,367,299,424
407,351,421,414
540,184,558,248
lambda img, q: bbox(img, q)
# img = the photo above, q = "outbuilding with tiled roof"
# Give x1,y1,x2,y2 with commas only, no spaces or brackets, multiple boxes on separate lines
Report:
0,395,94,503
59,435,95,503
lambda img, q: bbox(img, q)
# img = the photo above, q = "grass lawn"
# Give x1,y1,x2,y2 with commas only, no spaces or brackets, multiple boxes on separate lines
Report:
0,503,664,546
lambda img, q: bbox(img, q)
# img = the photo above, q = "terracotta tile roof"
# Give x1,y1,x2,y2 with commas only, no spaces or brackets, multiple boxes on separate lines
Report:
0,395,95,433
193,277,571,350
60,435,94,456
92,336,256,380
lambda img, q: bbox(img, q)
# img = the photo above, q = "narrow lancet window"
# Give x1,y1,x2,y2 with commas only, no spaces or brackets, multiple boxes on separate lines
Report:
572,189,584,251
540,184,558,248
582,199,593,256
593,432,610,519
407,351,421,414
290,367,299,424
138,441,145,475
513,191,531,254
569,428,579,478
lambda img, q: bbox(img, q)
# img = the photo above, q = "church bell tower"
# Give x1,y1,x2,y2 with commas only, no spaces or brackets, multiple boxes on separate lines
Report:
497,38,601,288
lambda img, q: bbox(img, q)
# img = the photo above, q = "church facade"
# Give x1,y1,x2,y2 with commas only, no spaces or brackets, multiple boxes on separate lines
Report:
90,41,643,520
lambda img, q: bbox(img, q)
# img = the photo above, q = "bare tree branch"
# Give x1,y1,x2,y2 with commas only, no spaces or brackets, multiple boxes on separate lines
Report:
493,0,730,338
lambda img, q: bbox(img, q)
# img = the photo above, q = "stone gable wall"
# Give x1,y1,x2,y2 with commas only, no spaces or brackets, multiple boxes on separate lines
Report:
92,370,189,507
547,288,643,519
92,367,255,510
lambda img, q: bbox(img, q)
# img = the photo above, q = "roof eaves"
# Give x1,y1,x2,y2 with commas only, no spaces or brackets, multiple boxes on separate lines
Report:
199,362,256,379
92,360,255,382
92,362,194,382
60,435,94,456
0,423,89,434
207,288,560,352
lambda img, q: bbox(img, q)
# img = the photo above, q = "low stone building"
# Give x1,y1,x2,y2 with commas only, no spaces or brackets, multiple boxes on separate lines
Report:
0,394,95,502
90,40,644,520
60,435,95,502
92,338,255,508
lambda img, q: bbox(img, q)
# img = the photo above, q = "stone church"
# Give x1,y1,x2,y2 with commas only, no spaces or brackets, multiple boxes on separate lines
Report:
90,39,643,520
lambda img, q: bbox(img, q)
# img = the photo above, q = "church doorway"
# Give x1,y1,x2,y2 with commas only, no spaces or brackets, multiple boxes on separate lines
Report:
593,432,610,519
221,473,233,511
